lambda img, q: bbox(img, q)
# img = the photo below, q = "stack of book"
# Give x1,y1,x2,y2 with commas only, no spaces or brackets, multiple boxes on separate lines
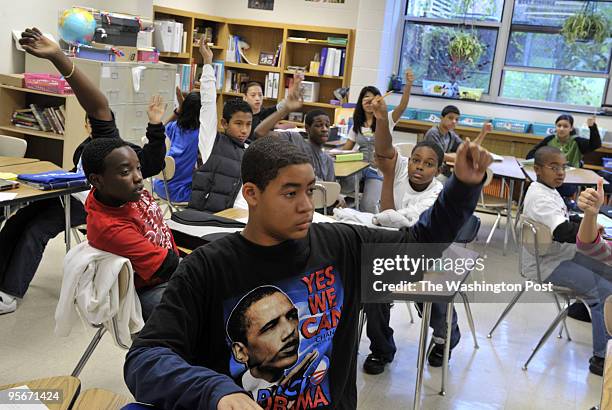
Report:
224,70,250,93
264,73,280,99
11,104,66,134
318,47,346,77
177,63,198,93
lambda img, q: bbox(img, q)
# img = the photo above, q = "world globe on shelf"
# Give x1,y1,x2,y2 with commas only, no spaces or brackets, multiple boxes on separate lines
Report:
58,8,96,45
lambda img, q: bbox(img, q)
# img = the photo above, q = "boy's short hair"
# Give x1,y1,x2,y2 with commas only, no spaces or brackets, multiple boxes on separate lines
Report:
223,99,253,122
241,136,312,191
441,105,460,117
412,140,445,167
244,81,263,94
81,138,129,180
305,110,329,127
534,146,562,166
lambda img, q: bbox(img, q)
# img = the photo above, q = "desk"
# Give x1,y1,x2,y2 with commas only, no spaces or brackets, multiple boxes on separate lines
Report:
0,156,39,167
0,375,80,410
215,207,248,220
392,246,479,410
0,161,89,252
489,156,526,254
522,165,608,186
72,388,132,410
334,161,369,210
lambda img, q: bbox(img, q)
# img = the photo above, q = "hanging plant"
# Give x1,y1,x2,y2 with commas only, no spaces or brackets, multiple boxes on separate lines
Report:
448,32,484,66
561,2,609,44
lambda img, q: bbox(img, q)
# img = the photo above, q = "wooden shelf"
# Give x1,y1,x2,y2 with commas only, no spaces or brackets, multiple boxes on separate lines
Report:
159,52,191,59
0,84,72,98
302,101,339,109
283,70,343,80
224,62,281,72
279,119,304,127
584,164,604,171
222,91,277,101
286,39,347,48
0,125,64,140
192,44,224,50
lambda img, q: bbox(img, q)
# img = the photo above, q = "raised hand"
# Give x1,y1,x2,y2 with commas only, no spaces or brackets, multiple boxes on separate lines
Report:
482,122,493,134
285,75,304,111
404,68,415,87
19,28,62,61
217,393,263,410
578,178,604,215
587,115,596,128
147,95,167,124
375,151,396,175
370,96,388,121
453,138,493,185
199,40,213,65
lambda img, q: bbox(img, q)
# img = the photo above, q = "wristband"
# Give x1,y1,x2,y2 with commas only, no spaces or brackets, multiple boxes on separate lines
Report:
63,61,76,79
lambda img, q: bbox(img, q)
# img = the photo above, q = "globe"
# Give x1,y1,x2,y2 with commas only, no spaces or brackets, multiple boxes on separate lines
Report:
58,8,96,45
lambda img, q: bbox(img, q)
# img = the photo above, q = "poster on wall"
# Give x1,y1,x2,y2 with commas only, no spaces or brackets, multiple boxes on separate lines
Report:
248,0,274,10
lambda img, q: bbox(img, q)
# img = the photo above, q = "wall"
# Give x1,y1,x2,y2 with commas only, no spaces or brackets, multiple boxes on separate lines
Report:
210,0,359,29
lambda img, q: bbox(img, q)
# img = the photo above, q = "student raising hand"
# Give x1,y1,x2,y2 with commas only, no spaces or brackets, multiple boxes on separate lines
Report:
587,115,597,128
370,95,388,121
453,138,493,185
19,27,61,59
578,178,605,215
284,75,304,111
199,40,213,65
147,95,167,125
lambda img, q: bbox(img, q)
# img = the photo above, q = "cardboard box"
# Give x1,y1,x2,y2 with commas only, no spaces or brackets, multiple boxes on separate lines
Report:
0,73,24,88
114,46,139,63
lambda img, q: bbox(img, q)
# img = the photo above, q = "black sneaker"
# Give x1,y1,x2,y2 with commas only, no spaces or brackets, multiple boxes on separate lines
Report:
568,302,591,323
589,356,604,376
428,343,450,368
363,354,391,375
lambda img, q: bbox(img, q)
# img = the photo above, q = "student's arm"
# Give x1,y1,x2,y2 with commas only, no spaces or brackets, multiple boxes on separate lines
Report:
254,76,303,139
526,137,552,159
138,95,168,179
577,179,605,245
371,96,395,159
164,86,185,125
473,122,492,146
198,42,218,163
341,133,357,150
391,69,414,123
125,258,255,410
20,28,111,121
377,151,398,211
580,116,602,153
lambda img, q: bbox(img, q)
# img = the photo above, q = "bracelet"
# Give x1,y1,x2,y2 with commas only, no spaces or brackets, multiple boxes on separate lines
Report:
63,62,76,79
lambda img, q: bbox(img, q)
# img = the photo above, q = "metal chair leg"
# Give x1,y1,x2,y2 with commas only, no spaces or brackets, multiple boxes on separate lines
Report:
71,326,107,377
406,301,415,324
440,302,454,396
484,212,502,255
459,292,479,348
522,303,570,370
414,303,431,410
552,294,572,341
357,308,366,347
487,287,525,338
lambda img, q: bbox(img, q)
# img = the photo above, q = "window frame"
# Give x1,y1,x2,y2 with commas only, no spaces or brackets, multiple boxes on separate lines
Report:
396,0,612,112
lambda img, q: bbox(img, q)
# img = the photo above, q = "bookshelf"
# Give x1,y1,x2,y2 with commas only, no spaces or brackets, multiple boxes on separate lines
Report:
0,84,86,168
153,6,355,125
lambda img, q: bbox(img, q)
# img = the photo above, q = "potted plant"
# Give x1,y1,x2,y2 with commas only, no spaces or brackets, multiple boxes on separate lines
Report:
448,32,485,66
561,2,609,44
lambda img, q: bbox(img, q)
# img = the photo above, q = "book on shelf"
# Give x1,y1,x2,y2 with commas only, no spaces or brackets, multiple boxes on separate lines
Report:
11,105,66,134
288,36,307,41
224,70,251,93
327,37,348,46
264,72,280,99
318,47,346,77
211,60,225,91
272,43,282,67
176,64,198,93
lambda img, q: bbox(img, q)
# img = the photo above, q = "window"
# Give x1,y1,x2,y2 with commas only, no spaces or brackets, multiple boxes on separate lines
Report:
397,0,612,109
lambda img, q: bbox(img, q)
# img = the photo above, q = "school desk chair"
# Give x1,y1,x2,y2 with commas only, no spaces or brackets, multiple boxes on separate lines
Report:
477,168,513,255
0,135,27,157
394,142,415,159
313,181,341,215
488,217,591,371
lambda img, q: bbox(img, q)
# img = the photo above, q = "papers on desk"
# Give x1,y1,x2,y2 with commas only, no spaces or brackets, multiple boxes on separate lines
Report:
328,148,357,155
0,192,18,201
491,153,503,162
518,158,534,167
0,385,49,409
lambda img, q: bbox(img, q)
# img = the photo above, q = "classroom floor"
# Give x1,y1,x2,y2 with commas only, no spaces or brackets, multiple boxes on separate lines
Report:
0,213,603,409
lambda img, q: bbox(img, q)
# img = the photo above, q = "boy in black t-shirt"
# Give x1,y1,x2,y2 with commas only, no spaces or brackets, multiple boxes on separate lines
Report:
125,134,492,409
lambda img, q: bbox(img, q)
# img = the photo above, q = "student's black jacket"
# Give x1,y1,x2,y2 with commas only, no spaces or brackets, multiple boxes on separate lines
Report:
526,125,601,162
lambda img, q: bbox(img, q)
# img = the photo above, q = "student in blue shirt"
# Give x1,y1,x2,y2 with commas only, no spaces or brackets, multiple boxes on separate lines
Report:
153,91,201,203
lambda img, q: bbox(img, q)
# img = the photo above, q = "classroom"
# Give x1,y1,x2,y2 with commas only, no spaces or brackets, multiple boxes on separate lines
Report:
0,0,611,409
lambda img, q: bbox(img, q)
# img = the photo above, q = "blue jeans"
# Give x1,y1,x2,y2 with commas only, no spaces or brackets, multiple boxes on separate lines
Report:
547,253,612,357
364,303,396,361
137,282,168,321
360,167,383,213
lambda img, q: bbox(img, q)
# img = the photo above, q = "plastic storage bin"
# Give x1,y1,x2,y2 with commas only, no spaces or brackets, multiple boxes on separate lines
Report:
493,118,531,133
532,123,556,137
23,73,73,94
417,109,441,123
459,114,488,128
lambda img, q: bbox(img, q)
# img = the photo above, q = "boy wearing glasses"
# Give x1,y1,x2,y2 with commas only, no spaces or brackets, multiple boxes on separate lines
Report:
523,146,612,376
